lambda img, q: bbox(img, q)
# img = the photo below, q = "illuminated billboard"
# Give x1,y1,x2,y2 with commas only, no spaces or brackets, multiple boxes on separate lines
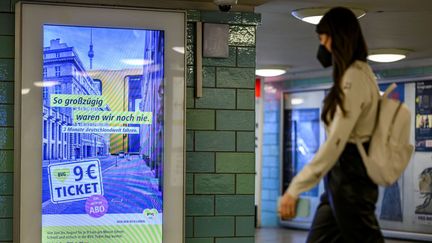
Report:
15,3,185,243
41,25,165,242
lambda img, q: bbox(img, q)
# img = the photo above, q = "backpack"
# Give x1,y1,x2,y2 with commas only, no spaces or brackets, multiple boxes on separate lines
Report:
355,83,414,186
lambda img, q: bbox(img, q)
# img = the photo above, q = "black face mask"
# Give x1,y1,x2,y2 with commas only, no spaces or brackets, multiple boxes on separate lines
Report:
317,44,332,68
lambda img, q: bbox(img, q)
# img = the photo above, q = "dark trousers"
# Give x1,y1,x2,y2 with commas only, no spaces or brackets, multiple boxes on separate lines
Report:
306,143,384,243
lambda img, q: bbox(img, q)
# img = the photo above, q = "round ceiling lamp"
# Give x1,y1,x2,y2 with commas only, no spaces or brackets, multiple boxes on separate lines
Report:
367,49,410,63
291,7,366,25
255,68,287,77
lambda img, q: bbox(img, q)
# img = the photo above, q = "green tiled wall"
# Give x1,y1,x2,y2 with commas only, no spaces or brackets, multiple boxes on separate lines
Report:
215,238,254,243
195,88,236,109
0,219,12,242
0,59,14,81
194,216,235,237
195,174,235,194
195,131,236,151
0,1,14,242
186,152,215,173
217,67,256,88
216,110,255,130
186,10,259,242
215,195,254,215
186,195,214,216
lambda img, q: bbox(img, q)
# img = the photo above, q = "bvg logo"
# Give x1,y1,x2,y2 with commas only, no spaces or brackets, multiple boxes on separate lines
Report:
143,208,159,219
54,168,70,183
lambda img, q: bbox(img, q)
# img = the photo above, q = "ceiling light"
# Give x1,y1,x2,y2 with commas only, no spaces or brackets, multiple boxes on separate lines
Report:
367,49,409,63
291,7,366,25
256,69,286,77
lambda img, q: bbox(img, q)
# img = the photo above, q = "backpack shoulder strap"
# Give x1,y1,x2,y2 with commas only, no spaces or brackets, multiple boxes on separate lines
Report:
371,83,398,134
383,83,397,97
354,83,397,159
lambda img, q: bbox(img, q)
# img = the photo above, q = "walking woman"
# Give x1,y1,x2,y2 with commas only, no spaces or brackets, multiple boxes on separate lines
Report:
278,7,384,243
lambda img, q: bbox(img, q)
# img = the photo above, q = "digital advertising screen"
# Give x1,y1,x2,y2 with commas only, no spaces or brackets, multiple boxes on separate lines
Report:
282,108,320,198
41,25,165,242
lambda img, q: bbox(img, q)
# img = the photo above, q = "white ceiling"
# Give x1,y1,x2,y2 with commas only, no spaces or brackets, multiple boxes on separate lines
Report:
255,0,432,81
167,0,432,81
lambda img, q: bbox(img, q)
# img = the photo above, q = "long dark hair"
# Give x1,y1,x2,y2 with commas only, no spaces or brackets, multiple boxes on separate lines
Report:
316,7,368,125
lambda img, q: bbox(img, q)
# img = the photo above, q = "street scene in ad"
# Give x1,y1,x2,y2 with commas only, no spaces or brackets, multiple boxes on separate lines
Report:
41,24,165,242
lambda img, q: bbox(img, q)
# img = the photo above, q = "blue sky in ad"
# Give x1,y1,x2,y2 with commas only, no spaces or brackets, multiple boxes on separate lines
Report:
44,25,156,70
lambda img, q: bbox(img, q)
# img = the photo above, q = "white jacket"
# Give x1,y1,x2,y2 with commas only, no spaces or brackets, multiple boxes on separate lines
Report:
287,61,380,198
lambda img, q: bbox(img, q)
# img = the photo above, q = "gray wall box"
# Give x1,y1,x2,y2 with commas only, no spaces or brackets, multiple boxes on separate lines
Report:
203,23,229,58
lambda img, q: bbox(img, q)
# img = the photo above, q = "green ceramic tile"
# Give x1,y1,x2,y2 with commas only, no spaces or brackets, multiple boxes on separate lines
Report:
195,131,235,152
217,67,255,88
201,11,242,24
195,174,235,194
0,105,13,126
0,150,13,172
216,153,254,173
187,43,195,66
187,152,215,173
186,238,213,243
229,26,255,46
236,132,255,152
215,195,254,215
187,10,201,22
0,13,14,35
216,110,254,131
0,36,14,58
186,195,214,216
0,218,12,241
216,237,254,243
194,216,234,237
186,173,194,194
237,89,255,110
0,59,14,81
235,216,255,236
187,66,195,87
0,173,13,195
242,12,261,25
188,66,216,88
186,110,215,130
196,88,236,109
186,130,194,151
0,1,10,12
187,22,196,45
0,82,14,104
237,47,256,67
0,196,12,217
0,128,13,149
186,217,193,238
203,66,216,87
236,174,255,194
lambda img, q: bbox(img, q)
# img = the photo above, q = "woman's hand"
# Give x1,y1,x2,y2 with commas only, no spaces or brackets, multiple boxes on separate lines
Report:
278,192,298,220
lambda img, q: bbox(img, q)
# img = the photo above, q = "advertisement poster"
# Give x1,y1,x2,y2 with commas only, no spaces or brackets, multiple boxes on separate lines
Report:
414,160,432,225
377,83,404,222
41,25,164,242
415,81,432,151
282,108,320,198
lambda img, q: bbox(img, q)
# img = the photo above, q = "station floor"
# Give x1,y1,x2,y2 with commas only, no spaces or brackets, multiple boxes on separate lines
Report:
255,228,427,243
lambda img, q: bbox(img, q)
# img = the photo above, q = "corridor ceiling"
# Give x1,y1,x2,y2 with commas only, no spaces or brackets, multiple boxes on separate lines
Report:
172,0,432,81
